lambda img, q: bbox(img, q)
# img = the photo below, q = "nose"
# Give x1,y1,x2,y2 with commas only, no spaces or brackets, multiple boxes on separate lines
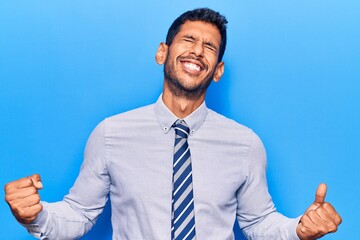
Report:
190,41,204,57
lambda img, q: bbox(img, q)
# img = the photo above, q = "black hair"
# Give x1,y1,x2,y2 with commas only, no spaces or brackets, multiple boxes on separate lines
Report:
165,8,228,62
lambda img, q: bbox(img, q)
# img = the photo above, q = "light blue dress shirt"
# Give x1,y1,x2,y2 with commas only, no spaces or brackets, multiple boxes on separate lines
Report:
24,96,300,239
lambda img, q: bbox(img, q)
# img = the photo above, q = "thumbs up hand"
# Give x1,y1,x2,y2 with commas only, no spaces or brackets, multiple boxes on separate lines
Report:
296,183,342,240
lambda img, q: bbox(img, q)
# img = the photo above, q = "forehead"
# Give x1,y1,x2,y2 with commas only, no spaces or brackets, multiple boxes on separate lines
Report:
176,20,221,46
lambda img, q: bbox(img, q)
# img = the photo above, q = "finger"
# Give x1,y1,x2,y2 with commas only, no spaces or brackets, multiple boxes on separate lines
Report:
14,203,43,224
314,206,339,233
314,183,327,205
5,186,39,202
320,202,343,226
4,177,35,194
13,193,41,209
300,212,327,239
298,214,318,237
315,204,333,222
30,174,43,189
308,209,325,228
306,205,341,236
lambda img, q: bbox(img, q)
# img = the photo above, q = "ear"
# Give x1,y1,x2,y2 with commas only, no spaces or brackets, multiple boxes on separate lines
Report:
213,61,224,82
155,42,168,65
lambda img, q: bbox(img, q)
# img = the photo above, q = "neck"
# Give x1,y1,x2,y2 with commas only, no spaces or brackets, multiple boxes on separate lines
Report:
162,86,205,119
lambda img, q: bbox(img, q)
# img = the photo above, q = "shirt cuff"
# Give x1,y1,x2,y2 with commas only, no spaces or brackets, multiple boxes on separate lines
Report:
290,215,302,240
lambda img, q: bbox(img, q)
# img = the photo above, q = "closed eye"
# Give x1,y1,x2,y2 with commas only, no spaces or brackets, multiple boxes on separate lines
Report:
204,42,217,52
183,36,196,43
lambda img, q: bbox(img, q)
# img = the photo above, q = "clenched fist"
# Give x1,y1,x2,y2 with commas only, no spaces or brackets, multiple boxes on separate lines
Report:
4,174,43,224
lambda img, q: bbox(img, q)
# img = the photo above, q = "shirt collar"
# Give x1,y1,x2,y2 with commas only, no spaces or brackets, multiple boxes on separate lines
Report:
154,94,208,135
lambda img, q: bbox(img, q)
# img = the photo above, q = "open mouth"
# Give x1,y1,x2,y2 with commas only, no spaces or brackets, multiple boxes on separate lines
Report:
184,62,201,71
179,58,206,75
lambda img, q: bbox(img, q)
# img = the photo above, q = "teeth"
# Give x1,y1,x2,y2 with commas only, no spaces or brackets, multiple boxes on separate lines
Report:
184,62,201,71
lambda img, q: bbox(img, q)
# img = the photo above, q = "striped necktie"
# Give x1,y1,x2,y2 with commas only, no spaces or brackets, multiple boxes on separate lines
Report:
171,119,196,240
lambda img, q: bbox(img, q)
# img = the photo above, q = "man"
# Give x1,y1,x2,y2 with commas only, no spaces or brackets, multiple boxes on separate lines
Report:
5,8,341,240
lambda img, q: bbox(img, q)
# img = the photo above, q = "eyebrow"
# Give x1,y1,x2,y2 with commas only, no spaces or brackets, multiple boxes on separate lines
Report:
183,35,196,41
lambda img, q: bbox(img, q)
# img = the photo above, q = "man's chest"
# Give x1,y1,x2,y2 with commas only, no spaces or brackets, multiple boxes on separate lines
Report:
106,135,248,210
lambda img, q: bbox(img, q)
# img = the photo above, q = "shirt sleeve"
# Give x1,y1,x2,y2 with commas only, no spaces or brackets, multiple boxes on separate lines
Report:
236,131,301,240
23,120,110,240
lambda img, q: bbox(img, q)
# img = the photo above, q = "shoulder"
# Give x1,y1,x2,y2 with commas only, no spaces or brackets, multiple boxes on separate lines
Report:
90,103,156,137
204,109,264,150
206,109,256,135
106,103,155,123
103,103,155,127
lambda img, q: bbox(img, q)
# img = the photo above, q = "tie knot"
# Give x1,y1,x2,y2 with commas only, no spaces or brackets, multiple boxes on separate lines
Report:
174,119,190,138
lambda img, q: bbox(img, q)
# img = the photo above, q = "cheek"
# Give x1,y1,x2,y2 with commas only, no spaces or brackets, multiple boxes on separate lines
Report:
207,54,219,65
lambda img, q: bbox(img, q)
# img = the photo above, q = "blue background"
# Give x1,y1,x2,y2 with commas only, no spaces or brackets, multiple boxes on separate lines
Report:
1,0,359,239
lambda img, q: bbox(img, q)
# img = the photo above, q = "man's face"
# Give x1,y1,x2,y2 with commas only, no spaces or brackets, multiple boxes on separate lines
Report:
160,21,224,100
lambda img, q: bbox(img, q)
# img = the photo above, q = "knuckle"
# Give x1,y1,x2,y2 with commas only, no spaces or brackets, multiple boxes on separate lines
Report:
315,207,325,215
307,209,316,217
315,207,322,213
4,183,11,192
25,177,33,185
4,195,15,205
318,226,327,235
337,215,343,225
10,201,20,211
17,208,32,218
4,195,10,203
322,202,330,208
33,173,41,181
328,223,338,232
34,194,41,203
15,207,26,217
29,186,37,195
